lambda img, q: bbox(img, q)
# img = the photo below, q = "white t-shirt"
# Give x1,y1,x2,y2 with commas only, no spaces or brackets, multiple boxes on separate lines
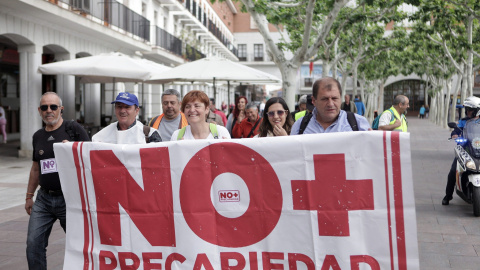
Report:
93,121,157,144
171,125,231,140
379,111,395,127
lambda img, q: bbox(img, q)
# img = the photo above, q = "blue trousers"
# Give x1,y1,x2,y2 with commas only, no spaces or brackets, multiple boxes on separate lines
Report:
26,188,66,270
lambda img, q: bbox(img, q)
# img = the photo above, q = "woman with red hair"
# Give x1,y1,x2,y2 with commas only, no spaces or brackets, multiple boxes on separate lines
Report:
226,96,247,137
171,90,230,140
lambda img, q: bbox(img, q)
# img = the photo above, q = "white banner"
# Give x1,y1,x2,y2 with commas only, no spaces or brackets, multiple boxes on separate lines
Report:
55,131,419,270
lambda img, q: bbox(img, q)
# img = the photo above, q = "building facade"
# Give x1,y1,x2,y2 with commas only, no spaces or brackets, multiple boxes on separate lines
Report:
0,0,238,157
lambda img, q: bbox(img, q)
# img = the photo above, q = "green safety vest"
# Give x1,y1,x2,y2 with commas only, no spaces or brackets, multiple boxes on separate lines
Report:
383,106,408,132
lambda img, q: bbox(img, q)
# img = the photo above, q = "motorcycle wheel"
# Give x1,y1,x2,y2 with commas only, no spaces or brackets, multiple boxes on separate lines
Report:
473,186,480,217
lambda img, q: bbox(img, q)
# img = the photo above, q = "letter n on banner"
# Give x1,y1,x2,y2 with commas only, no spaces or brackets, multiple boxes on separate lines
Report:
91,147,175,246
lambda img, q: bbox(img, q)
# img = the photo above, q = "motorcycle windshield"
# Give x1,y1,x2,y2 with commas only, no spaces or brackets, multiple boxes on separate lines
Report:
464,119,480,158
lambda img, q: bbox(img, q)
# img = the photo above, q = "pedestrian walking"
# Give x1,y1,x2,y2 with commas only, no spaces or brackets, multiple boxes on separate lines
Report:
291,77,370,134
226,96,248,137
419,105,425,119
93,92,161,144
26,92,90,270
0,103,6,144
232,103,262,138
255,97,293,137
171,90,230,140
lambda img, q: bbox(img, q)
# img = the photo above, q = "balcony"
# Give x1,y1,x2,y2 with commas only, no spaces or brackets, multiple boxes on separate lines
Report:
155,27,182,57
55,0,150,41
182,0,237,58
185,45,205,61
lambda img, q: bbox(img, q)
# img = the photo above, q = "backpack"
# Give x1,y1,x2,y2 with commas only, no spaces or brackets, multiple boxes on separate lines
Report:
177,123,219,140
298,111,358,134
371,109,396,130
64,120,81,141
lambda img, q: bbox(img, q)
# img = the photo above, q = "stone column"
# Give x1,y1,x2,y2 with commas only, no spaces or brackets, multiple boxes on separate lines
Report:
18,45,42,158
84,83,101,126
54,52,75,121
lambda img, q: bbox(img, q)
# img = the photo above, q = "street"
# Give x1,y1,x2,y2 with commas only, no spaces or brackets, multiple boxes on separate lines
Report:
0,117,479,269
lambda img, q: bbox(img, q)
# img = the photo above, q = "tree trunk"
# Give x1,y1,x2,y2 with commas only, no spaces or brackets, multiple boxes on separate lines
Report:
323,61,332,78
431,94,437,125
352,63,358,97
378,81,385,113
467,15,474,97
340,73,348,100
460,68,468,119
449,72,462,123
281,65,300,111
443,78,452,128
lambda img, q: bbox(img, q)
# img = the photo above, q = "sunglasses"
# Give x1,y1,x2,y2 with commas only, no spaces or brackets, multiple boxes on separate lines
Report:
40,104,59,111
267,110,287,118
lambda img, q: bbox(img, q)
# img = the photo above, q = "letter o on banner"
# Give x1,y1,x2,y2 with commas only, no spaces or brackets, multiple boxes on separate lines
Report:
180,142,283,247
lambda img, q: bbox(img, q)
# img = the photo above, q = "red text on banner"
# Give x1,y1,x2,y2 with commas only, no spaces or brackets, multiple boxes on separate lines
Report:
91,147,175,246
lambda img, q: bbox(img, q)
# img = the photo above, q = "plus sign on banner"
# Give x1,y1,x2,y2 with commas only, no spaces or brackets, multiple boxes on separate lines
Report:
55,131,419,270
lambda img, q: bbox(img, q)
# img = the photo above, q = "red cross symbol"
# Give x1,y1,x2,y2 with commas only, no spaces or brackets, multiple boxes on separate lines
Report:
291,154,374,236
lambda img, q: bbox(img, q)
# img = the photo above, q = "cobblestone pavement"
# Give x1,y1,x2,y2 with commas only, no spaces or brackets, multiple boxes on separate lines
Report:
0,117,479,269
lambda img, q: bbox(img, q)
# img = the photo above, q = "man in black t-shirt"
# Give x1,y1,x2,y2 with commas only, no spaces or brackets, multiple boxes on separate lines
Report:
25,92,90,270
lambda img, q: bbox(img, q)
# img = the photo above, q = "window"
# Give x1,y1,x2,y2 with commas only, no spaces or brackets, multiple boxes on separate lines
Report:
238,44,247,61
304,78,313,87
475,71,480,88
254,44,263,61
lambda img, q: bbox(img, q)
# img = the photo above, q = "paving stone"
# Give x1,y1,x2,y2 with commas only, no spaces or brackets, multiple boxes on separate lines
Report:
419,242,477,256
0,117,479,269
418,232,443,243
0,255,28,270
449,255,480,269
418,253,451,269
444,234,480,245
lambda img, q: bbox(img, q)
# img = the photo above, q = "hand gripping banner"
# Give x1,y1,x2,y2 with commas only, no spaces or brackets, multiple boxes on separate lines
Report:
54,131,419,270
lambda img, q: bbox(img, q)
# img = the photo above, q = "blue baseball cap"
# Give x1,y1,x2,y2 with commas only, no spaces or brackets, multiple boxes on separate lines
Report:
111,92,139,106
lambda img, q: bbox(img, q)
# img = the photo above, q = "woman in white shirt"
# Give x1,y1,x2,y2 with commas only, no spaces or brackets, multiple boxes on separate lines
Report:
255,97,293,138
171,90,231,140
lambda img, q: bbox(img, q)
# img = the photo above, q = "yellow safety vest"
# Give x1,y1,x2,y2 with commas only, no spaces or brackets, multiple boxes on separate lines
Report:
295,110,307,121
384,106,408,132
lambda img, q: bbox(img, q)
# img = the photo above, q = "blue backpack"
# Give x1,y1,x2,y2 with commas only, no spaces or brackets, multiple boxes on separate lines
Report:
372,109,397,130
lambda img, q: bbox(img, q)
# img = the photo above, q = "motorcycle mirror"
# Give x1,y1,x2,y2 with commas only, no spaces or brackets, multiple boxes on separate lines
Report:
448,122,458,129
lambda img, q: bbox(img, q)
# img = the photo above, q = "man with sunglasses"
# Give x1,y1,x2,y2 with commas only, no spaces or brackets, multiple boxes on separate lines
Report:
26,92,90,269
443,96,480,205
92,92,161,144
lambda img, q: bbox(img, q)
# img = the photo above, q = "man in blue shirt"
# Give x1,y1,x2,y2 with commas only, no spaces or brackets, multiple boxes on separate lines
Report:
354,95,366,116
291,77,370,134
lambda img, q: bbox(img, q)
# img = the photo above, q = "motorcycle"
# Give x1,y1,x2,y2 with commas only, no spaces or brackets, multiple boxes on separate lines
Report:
448,121,480,216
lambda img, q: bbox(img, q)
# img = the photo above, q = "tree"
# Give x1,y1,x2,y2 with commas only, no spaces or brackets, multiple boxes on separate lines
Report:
411,0,480,120
215,0,418,109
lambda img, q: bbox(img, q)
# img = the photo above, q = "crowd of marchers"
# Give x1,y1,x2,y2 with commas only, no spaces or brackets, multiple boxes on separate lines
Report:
25,77,410,269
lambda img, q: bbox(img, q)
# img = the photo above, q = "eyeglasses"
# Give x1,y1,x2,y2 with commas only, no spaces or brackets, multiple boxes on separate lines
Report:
267,110,287,118
39,104,59,111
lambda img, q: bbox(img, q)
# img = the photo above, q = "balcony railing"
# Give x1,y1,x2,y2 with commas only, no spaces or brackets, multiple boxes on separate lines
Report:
155,27,182,57
183,0,237,57
56,0,150,41
185,45,205,61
